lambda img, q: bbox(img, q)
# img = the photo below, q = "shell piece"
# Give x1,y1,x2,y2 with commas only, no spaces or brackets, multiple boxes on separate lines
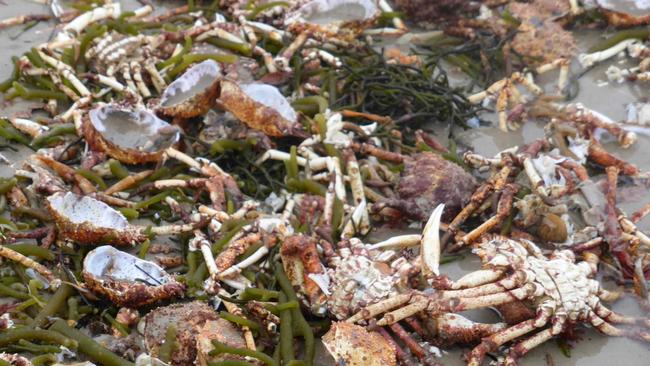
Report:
279,234,328,315
294,0,378,25
144,302,245,366
83,104,180,164
218,80,301,137
395,152,477,222
322,322,396,366
83,246,185,308
46,192,145,246
286,0,379,35
195,319,248,366
158,60,223,118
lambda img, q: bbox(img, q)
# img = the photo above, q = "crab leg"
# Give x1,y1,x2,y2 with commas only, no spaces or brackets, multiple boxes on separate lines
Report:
219,289,257,350
346,155,367,232
450,269,505,290
0,245,58,286
104,170,154,195
369,234,421,250
467,312,550,366
148,222,198,235
434,313,507,345
373,283,536,326
456,184,517,247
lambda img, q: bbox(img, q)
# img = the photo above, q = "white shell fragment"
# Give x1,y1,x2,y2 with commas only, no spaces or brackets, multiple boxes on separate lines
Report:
240,83,297,123
84,246,174,286
83,245,185,307
88,105,179,153
47,192,128,230
292,0,378,25
159,59,222,109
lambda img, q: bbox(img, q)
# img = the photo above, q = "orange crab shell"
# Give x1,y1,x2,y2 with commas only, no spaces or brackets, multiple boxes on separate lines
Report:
81,113,170,165
280,234,328,314
144,301,248,366
322,322,397,366
156,79,221,119
82,270,185,308
217,80,302,137
156,60,223,119
45,193,146,246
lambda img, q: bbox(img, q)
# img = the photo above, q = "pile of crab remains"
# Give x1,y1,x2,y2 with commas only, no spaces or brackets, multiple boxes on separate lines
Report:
0,0,649,366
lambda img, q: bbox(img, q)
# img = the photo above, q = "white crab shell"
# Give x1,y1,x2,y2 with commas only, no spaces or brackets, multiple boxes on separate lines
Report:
83,245,185,307
287,0,379,27
45,192,145,246
158,59,222,118
84,104,179,164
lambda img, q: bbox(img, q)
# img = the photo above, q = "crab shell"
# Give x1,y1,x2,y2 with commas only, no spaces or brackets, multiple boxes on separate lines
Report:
82,104,180,164
322,322,396,366
144,301,247,366
157,60,223,119
395,152,477,221
217,81,302,137
280,234,328,315
82,246,185,308
45,192,146,246
286,0,380,37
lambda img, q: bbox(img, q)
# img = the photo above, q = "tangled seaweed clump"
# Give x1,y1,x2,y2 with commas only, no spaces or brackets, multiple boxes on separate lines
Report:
0,1,648,366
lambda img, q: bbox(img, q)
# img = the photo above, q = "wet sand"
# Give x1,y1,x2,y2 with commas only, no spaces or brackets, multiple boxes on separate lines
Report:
0,1,649,365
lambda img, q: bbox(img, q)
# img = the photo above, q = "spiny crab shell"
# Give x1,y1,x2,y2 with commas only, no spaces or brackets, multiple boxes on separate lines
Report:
280,234,414,320
45,192,146,246
82,245,185,308
217,81,301,137
390,152,477,222
285,0,380,38
157,60,223,119
322,322,397,366
83,104,180,164
507,1,577,65
143,301,247,366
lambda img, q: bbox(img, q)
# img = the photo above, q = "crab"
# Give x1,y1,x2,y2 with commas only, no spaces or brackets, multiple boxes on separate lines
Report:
348,233,650,365
371,151,478,223
143,301,250,366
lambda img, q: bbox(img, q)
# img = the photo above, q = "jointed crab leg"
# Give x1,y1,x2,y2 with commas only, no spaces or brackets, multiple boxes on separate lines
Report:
0,245,58,287
455,184,517,247
104,170,154,195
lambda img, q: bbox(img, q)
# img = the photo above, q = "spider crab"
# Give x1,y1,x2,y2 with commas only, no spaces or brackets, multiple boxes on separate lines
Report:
346,206,650,365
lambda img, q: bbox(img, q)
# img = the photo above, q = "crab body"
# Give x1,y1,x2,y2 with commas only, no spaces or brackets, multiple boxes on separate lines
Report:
376,152,477,222
349,234,650,365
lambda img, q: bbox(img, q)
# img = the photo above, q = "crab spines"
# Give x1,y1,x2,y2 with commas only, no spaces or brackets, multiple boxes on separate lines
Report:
421,203,445,277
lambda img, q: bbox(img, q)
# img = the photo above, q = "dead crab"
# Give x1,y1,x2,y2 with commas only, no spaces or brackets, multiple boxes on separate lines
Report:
348,233,650,365
371,151,478,223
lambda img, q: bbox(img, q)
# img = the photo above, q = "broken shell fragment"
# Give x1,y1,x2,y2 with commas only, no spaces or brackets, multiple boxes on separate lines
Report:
46,192,146,246
83,245,185,308
218,81,301,137
288,0,379,31
322,322,396,366
157,60,223,118
144,301,246,366
83,104,180,164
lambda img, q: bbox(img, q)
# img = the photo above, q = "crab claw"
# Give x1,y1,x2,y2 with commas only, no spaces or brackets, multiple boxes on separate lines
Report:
421,203,445,277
